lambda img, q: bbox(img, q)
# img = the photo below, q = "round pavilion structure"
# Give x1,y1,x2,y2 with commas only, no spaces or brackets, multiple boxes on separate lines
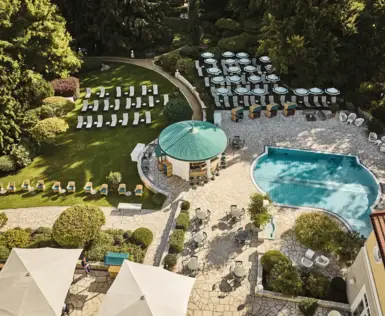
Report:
157,120,228,181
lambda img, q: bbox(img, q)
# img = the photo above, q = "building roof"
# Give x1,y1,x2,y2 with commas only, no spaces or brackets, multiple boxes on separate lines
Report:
158,120,228,162
370,210,385,267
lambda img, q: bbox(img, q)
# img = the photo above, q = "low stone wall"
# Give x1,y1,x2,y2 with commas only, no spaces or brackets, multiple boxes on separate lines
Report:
255,254,351,312
174,70,207,121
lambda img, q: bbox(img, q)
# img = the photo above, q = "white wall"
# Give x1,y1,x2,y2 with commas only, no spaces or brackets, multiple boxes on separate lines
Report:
167,156,190,181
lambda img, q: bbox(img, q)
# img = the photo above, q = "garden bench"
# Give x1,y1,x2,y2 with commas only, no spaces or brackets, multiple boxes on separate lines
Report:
117,203,142,211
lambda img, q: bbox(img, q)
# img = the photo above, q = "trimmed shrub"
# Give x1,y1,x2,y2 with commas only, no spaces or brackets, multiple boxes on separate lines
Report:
175,212,190,231
164,253,177,270
261,250,290,273
28,234,57,248
52,204,106,247
153,193,166,206
176,58,194,76
247,193,271,227
169,229,185,253
368,117,384,134
21,109,41,129
10,144,32,168
159,51,181,73
87,242,145,263
0,246,11,260
41,96,75,118
180,46,201,59
0,155,17,173
87,246,107,261
31,117,69,144
298,298,318,316
122,243,145,263
34,227,52,235
295,212,341,252
2,229,30,249
131,228,153,248
181,200,190,211
267,260,303,296
123,230,132,239
215,18,241,31
92,231,114,247
333,230,365,264
303,271,330,298
51,77,80,98
163,99,193,122
0,213,8,229
218,33,258,51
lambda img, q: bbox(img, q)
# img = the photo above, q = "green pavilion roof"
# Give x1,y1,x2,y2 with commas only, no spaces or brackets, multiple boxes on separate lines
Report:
158,120,228,162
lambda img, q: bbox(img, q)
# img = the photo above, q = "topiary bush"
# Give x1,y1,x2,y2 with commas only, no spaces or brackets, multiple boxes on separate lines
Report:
51,77,80,98
261,250,290,273
10,144,32,168
152,193,166,206
2,229,30,249
298,298,318,316
164,253,178,270
169,229,185,253
0,155,17,173
52,204,106,247
267,260,303,296
92,231,114,247
31,117,69,144
295,212,341,252
41,96,75,118
176,58,194,76
163,99,193,122
34,227,52,235
28,233,57,248
247,193,271,227
130,228,153,248
303,271,330,298
0,246,11,260
181,200,190,211
175,212,190,231
0,213,8,229
159,51,181,73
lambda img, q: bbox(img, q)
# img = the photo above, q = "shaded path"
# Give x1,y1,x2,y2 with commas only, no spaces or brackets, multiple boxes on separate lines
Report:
85,56,203,121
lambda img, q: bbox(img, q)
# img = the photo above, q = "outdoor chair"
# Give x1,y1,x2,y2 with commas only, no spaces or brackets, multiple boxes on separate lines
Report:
118,183,126,195
135,184,143,196
103,99,109,111
81,100,88,112
339,112,347,122
97,115,103,128
122,113,129,127
76,116,83,129
202,210,211,226
114,99,120,111
84,182,93,194
346,113,357,124
52,181,61,193
184,255,200,277
7,182,16,193
354,118,364,126
36,180,45,191
93,100,99,112
111,114,117,127
100,184,108,196
66,181,76,193
116,86,121,98
129,86,135,97
85,87,91,99
153,84,158,95
145,111,151,124
149,96,154,108
86,116,93,128
126,98,132,109
21,180,31,192
301,249,315,268
136,97,142,108
99,87,105,98
132,112,140,126
315,255,330,268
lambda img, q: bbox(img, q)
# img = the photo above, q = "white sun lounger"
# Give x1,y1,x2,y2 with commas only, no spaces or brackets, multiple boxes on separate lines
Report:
116,86,121,98
339,112,348,122
126,98,131,109
129,86,135,97
313,96,321,107
273,83,278,89
246,84,251,91
114,99,120,111
103,99,109,111
149,96,154,108
122,113,129,126
304,96,311,108
195,60,200,69
280,95,286,105
81,100,88,112
85,88,91,99
347,113,357,124
241,74,246,85
264,84,269,92
232,95,238,107
210,86,216,97
99,87,105,98
136,97,141,108
133,112,140,126
250,95,256,104
223,66,228,76
331,96,337,104
291,95,297,103
142,85,147,96
354,118,364,126
153,84,158,95
164,94,169,105
76,116,83,129
197,68,203,77
145,111,151,124
93,100,99,112
204,77,210,88
244,96,250,107
86,116,93,128
321,96,328,107
268,95,275,104
261,73,266,83
97,115,103,128
260,96,266,107
111,114,117,127
224,96,231,108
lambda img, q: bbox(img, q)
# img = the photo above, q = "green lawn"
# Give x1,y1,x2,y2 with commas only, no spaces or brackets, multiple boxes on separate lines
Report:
0,63,181,209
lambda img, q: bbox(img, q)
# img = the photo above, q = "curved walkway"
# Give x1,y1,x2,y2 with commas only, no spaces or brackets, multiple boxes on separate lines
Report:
85,56,203,121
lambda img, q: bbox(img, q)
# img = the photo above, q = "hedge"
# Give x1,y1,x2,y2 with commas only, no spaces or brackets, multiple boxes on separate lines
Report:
181,201,190,211
176,58,194,76
169,229,185,253
261,250,290,273
0,246,10,260
175,212,190,231
41,96,75,118
30,117,69,144
2,229,30,249
164,253,177,270
159,51,181,73
0,155,17,173
303,271,330,298
51,77,80,98
130,228,153,248
163,98,193,122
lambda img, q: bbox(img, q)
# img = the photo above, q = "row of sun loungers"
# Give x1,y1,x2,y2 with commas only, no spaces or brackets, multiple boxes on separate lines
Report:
84,85,159,99
77,112,151,129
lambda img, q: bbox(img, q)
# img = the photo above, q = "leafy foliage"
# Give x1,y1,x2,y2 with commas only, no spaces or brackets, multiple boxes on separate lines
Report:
41,97,75,118
188,0,200,46
267,260,303,296
180,46,201,59
10,144,32,168
169,229,185,253
159,51,181,73
176,58,194,77
52,204,106,247
298,298,318,316
215,18,241,31
181,200,190,211
261,250,290,273
163,99,193,122
130,228,153,248
2,229,30,249
30,118,69,144
247,193,271,227
0,156,17,173
51,77,80,98
0,246,11,259
303,271,330,298
0,213,8,229
333,230,365,264
106,171,122,190
218,33,257,51
175,212,190,231
164,253,178,270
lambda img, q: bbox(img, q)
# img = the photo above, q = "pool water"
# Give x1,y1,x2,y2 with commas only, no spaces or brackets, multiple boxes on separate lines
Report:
252,147,380,237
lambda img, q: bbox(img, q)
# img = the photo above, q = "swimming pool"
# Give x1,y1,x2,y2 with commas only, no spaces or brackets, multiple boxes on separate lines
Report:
252,147,380,237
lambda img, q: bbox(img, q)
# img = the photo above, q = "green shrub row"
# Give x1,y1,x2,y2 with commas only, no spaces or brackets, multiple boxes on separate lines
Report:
175,211,190,231
169,229,185,253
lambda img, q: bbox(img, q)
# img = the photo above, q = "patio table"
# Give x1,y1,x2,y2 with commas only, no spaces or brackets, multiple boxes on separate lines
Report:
196,211,208,220
233,266,247,278
231,208,241,218
187,258,199,271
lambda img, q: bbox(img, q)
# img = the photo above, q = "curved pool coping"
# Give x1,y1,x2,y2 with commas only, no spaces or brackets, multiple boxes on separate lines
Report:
250,146,383,232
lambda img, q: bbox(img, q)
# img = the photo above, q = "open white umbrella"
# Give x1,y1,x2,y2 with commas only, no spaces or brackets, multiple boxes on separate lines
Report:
293,88,309,96
206,67,221,75
216,87,230,95
252,88,267,95
211,76,225,84
259,56,271,63
238,58,251,65
0,248,82,316
325,88,340,95
222,51,235,58
201,52,214,58
225,59,236,65
229,75,241,84
309,87,323,95
204,58,216,64
267,74,280,82
244,65,257,73
236,52,249,58
273,86,288,94
99,260,195,316
248,75,261,83
228,66,241,74
235,87,250,95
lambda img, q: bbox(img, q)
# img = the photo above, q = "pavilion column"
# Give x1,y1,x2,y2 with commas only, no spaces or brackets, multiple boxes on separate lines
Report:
206,159,211,178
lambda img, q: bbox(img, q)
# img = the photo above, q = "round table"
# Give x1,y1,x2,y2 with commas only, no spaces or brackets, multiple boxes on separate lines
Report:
233,266,247,278
125,191,132,196
188,258,199,271
193,233,204,243
231,209,241,218
196,211,207,220
90,189,98,195
59,189,66,195
0,189,7,195
327,312,341,316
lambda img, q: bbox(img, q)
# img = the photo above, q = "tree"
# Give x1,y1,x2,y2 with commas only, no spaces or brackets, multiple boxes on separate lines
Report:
303,271,330,299
30,118,69,144
2,229,30,249
267,260,303,296
188,0,200,46
298,298,318,316
106,171,122,190
163,99,193,122
52,204,106,247
261,250,290,273
247,193,271,227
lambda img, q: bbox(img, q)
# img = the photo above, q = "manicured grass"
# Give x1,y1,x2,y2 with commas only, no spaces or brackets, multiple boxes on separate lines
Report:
0,63,182,209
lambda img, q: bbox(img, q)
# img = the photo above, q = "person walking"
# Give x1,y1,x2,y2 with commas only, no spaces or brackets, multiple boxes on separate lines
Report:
81,256,91,275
